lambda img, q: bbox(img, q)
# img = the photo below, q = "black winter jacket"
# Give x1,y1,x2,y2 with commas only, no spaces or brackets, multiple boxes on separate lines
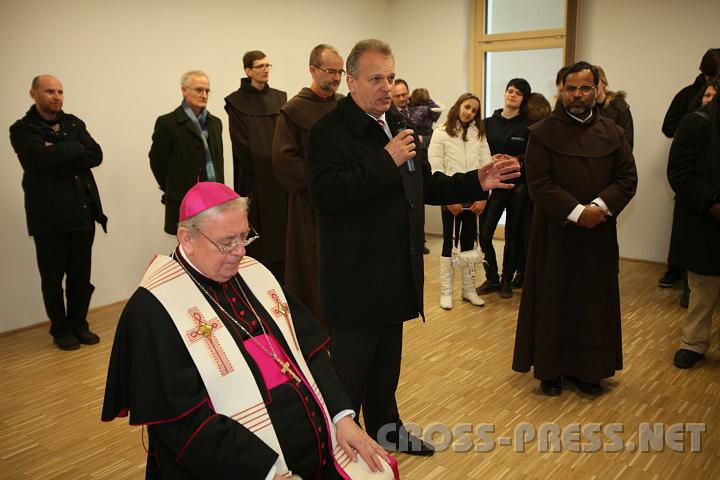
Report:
10,106,107,235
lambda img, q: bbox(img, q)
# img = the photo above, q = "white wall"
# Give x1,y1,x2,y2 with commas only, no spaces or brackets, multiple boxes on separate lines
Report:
0,0,389,333
576,0,719,264
387,0,472,235
2,0,717,333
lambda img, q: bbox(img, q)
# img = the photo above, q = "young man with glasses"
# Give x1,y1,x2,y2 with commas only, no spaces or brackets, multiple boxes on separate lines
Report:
149,70,224,235
225,50,288,282
512,61,638,397
272,44,345,326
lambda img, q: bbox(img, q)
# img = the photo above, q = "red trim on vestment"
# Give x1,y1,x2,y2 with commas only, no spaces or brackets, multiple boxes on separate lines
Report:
307,337,330,360
128,397,211,426
175,413,219,462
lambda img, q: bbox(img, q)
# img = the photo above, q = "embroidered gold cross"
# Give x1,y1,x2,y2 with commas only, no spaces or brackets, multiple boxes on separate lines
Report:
275,357,302,384
185,307,233,377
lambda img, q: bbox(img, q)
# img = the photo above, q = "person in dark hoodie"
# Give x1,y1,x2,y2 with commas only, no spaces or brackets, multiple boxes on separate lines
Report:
476,78,532,299
225,50,288,281
595,66,634,150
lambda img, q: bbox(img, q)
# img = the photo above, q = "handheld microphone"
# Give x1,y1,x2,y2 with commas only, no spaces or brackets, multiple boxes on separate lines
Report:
390,116,415,173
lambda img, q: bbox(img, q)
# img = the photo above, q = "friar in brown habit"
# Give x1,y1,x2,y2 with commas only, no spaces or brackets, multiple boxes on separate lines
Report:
512,61,637,397
225,50,288,281
272,44,344,325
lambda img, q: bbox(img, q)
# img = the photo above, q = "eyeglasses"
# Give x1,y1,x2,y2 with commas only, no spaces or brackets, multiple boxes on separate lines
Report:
314,66,346,76
191,87,211,94
564,84,595,94
192,224,260,254
251,63,272,70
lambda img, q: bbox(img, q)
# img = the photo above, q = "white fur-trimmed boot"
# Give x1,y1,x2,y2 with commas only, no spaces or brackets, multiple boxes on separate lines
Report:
461,266,485,306
439,256,454,310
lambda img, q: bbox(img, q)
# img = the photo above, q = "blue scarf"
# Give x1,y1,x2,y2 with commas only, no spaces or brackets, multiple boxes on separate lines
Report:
182,101,216,181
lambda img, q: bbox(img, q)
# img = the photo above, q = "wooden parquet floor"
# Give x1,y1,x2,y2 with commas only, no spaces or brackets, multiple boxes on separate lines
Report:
1,235,718,479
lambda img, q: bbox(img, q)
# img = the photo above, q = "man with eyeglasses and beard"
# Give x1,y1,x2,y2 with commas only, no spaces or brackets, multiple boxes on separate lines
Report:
226,50,288,282
512,61,638,398
272,44,345,326
150,70,224,235
102,182,397,480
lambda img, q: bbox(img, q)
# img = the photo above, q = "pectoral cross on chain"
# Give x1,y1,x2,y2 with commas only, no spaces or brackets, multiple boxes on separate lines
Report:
275,356,302,384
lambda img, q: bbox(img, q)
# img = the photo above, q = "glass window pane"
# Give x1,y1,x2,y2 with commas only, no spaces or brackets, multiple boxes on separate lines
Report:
484,48,564,117
486,0,565,34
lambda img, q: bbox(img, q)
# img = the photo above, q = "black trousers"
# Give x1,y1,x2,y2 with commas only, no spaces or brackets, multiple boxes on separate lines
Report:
33,229,95,338
441,209,477,257
479,185,529,282
329,323,403,442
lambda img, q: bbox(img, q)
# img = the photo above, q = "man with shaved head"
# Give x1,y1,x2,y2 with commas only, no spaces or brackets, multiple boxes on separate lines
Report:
10,75,107,351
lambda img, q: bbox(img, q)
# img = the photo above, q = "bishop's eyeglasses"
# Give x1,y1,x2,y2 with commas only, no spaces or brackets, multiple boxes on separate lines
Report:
192,224,260,254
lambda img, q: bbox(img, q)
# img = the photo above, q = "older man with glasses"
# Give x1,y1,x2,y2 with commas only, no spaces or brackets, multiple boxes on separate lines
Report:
103,181,397,480
272,44,345,326
150,70,224,235
225,50,288,282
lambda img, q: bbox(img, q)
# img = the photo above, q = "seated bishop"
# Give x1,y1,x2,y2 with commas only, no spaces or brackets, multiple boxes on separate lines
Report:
102,182,397,480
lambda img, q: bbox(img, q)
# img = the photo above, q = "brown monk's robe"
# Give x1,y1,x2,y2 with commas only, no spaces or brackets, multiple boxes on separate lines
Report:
272,88,341,325
512,106,637,381
225,78,288,279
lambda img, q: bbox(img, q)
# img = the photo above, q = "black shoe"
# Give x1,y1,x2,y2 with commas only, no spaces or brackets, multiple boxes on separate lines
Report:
76,330,100,345
384,429,435,456
674,349,704,369
422,245,430,255
510,273,524,289
499,281,513,299
658,271,680,288
476,279,500,295
540,378,562,396
54,336,81,351
564,375,603,396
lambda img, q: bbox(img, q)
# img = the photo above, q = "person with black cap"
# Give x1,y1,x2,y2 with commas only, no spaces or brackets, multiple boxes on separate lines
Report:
476,78,533,299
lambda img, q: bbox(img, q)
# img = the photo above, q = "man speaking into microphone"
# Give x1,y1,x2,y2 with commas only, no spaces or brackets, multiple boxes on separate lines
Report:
307,39,520,457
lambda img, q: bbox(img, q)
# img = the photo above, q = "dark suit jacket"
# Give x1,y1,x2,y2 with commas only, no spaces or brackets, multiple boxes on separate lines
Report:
149,106,224,234
307,95,486,327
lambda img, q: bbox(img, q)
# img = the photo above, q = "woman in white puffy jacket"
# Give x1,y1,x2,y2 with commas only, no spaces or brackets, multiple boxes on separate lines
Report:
428,93,492,309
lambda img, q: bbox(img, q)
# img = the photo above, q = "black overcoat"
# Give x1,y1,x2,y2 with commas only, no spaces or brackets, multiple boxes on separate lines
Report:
667,96,720,275
149,106,224,234
307,95,486,327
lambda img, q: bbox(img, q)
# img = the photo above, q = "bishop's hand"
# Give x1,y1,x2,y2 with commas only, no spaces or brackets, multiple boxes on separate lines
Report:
335,416,390,473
